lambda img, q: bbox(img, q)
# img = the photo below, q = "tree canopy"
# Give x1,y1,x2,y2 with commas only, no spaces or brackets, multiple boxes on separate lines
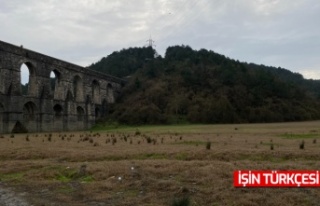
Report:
90,45,320,125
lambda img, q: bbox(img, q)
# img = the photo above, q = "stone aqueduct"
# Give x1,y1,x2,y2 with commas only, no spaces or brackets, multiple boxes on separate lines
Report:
0,40,124,134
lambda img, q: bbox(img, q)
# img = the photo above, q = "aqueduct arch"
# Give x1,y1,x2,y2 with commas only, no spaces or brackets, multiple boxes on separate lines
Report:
0,40,124,133
20,62,37,96
107,83,115,103
73,75,84,102
50,69,61,97
92,79,100,104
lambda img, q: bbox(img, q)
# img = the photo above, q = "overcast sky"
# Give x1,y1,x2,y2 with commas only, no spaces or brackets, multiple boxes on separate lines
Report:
1,0,320,80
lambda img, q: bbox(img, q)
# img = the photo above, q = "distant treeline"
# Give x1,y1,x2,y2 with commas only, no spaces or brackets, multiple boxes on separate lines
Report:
89,45,320,124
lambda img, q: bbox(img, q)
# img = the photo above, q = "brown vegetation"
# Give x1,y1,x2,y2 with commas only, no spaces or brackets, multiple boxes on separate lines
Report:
1,121,320,205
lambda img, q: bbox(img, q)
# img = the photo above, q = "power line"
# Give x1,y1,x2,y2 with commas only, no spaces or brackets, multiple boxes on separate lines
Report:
144,35,160,58
145,35,156,48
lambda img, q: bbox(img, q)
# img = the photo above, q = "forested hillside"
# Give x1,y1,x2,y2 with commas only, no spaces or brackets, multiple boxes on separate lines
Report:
89,45,320,124
89,46,155,78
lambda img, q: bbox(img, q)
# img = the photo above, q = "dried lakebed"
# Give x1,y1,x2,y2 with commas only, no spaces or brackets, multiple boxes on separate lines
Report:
0,185,29,206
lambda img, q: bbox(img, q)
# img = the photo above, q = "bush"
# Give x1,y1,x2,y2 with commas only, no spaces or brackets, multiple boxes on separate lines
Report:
172,196,190,206
299,140,305,149
135,129,141,136
146,136,152,144
206,141,211,150
112,138,117,145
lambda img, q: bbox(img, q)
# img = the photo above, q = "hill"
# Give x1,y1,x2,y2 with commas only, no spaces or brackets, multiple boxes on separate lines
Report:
89,45,320,124
89,46,156,78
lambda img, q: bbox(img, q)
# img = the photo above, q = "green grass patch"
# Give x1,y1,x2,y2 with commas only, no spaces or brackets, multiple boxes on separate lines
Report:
0,172,24,182
237,154,287,163
91,122,128,131
95,153,169,161
97,153,195,161
56,173,94,183
134,153,168,160
260,142,282,147
280,133,319,139
56,185,75,194
80,175,94,183
56,174,72,182
55,168,94,183
129,152,193,161
175,152,189,160
91,124,218,134
124,189,140,197
172,140,206,146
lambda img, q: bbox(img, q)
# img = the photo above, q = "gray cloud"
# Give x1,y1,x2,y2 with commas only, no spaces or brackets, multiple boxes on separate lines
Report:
0,0,319,79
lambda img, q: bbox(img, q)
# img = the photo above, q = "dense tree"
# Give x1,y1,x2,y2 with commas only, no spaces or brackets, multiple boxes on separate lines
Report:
89,46,157,78
90,45,320,125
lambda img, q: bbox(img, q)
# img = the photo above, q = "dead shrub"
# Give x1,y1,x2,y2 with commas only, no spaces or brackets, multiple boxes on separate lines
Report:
299,140,305,150
206,141,211,150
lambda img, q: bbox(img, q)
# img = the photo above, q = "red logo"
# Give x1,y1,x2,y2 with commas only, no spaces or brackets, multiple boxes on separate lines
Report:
234,170,320,187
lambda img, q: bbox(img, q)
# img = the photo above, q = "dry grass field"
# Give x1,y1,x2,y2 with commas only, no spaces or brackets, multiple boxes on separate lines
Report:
1,121,320,205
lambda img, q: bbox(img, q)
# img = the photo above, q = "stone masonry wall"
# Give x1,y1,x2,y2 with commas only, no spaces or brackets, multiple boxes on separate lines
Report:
0,40,124,133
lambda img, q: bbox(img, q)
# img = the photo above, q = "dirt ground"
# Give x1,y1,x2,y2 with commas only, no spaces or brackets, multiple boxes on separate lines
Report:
1,121,320,205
